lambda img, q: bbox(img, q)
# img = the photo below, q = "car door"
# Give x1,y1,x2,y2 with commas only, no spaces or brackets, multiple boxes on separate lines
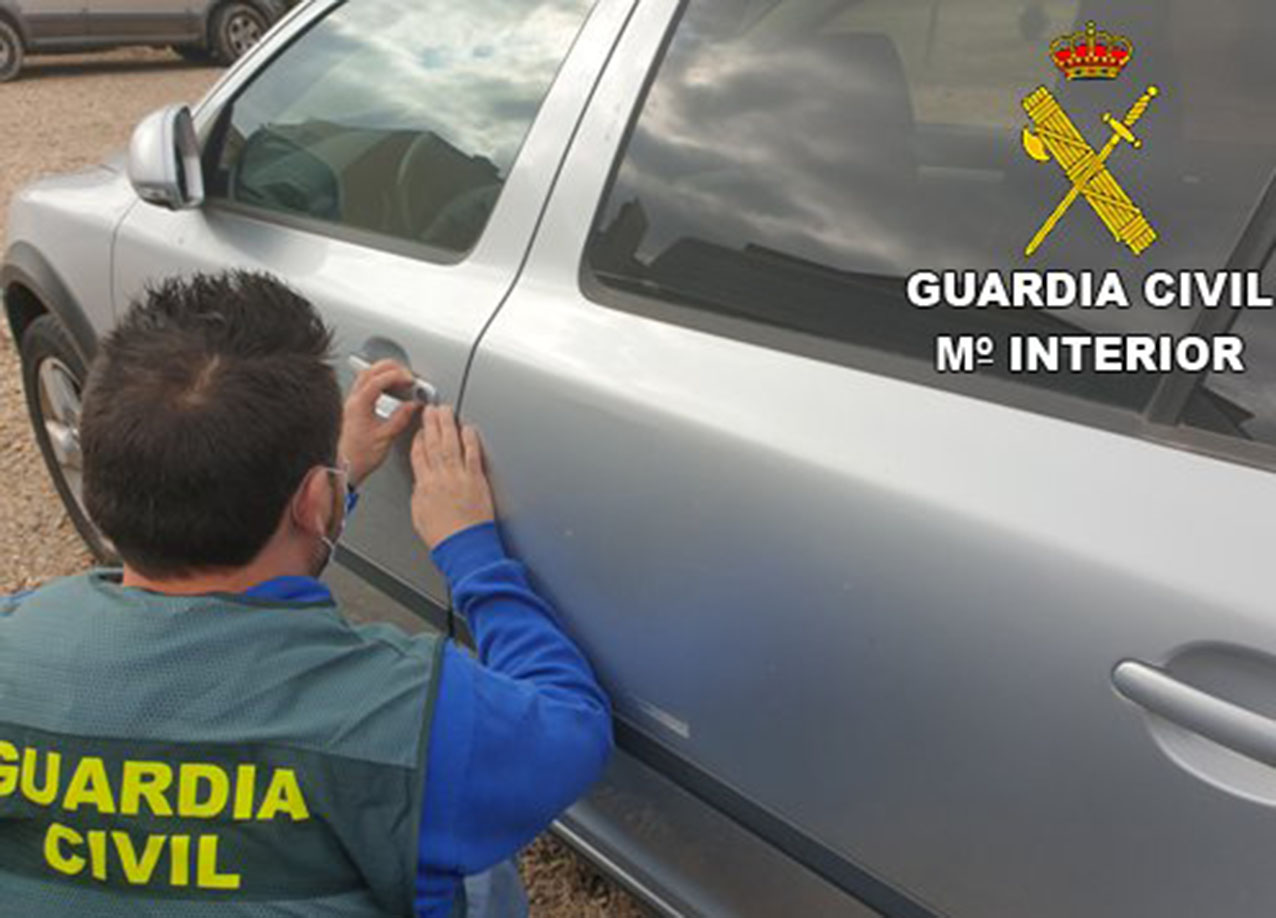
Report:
111,0,633,607
461,0,1276,915
21,0,86,44
84,0,197,43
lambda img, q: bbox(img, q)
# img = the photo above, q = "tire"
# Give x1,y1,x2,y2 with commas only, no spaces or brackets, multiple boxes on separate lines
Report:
0,19,23,83
211,1,268,65
19,315,116,563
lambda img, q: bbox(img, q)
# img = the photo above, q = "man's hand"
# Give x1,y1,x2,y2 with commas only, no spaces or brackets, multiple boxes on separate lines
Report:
339,360,421,488
410,405,496,550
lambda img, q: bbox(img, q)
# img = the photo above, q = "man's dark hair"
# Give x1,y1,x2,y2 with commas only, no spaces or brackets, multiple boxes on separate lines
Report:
81,271,341,578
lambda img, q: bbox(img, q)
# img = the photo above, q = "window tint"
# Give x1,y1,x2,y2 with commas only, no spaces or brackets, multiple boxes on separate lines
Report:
587,0,1276,411
208,0,593,253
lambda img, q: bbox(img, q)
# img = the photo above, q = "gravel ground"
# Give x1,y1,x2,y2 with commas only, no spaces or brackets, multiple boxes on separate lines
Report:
0,47,645,918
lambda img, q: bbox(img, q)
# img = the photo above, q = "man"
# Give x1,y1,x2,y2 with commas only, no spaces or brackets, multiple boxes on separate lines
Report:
0,272,612,916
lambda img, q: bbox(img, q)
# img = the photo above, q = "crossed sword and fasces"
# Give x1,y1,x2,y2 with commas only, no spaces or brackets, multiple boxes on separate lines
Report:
1021,84,1160,257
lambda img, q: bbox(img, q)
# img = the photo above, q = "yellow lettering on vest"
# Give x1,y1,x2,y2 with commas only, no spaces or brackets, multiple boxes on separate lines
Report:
87,830,108,881
112,831,166,886
0,741,17,796
63,756,117,814
169,835,191,887
20,748,60,806
256,768,309,821
120,761,174,817
44,822,85,876
196,835,241,890
177,764,229,818
232,764,256,820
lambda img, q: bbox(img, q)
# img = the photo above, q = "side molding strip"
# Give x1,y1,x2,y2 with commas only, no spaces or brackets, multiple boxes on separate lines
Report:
612,719,942,918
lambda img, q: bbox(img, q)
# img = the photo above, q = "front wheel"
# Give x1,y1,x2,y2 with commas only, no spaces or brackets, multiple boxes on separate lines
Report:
19,315,116,562
0,19,24,83
211,2,269,65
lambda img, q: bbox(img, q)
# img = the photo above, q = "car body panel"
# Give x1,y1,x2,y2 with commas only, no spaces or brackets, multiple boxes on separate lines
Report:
16,0,83,42
3,163,137,351
559,747,882,918
457,1,1276,914
83,0,200,44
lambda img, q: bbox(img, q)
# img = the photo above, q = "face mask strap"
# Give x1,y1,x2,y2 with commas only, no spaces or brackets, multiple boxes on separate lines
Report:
314,460,350,576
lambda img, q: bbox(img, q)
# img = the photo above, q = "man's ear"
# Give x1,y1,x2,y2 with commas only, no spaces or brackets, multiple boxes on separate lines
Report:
290,467,330,537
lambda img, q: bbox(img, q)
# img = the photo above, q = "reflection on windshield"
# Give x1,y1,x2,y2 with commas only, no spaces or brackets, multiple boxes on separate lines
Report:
588,0,1276,410
212,0,592,251
591,0,1276,311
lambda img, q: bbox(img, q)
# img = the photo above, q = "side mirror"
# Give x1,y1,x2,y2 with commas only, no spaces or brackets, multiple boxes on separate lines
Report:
126,105,205,210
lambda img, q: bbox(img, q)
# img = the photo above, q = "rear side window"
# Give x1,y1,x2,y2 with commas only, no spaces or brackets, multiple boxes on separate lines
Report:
206,0,594,254
586,0,1276,413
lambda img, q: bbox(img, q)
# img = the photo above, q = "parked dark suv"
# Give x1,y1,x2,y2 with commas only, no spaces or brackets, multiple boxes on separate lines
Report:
0,0,292,81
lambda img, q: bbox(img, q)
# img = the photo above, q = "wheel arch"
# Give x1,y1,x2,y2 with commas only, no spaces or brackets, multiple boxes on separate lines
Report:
200,0,283,44
1,243,98,366
199,0,226,47
0,3,28,49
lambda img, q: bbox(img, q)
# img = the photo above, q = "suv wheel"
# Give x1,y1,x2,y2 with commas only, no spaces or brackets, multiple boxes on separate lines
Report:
0,19,23,82
19,315,116,562
211,2,268,65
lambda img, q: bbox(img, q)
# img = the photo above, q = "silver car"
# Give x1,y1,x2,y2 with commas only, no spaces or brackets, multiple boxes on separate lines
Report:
6,1,1276,915
0,0,289,81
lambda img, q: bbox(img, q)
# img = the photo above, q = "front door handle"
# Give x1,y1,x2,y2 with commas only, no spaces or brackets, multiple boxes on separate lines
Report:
347,354,437,417
1113,659,1276,768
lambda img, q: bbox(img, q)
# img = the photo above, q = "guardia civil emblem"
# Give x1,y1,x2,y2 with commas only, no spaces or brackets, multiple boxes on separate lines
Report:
1021,21,1159,257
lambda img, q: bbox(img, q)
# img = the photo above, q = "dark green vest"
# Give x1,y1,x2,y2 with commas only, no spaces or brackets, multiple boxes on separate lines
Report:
0,571,442,916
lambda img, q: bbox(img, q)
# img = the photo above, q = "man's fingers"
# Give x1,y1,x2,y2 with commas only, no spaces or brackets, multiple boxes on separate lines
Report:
351,360,390,394
384,399,421,437
357,358,404,384
351,361,413,405
363,364,414,399
461,424,484,474
410,425,430,480
418,405,470,473
435,405,462,466
422,405,443,468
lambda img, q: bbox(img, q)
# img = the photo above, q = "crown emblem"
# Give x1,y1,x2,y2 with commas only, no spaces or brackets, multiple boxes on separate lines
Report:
1050,21,1132,80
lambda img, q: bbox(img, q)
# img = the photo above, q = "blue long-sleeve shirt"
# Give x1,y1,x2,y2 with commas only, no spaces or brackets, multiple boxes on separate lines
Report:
244,522,613,917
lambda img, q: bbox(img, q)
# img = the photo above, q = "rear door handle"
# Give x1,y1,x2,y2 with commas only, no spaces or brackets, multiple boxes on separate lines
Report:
1113,659,1276,768
347,354,437,417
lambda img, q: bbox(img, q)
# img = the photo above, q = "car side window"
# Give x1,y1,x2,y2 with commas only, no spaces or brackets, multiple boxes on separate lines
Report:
585,0,1276,414
206,0,594,254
